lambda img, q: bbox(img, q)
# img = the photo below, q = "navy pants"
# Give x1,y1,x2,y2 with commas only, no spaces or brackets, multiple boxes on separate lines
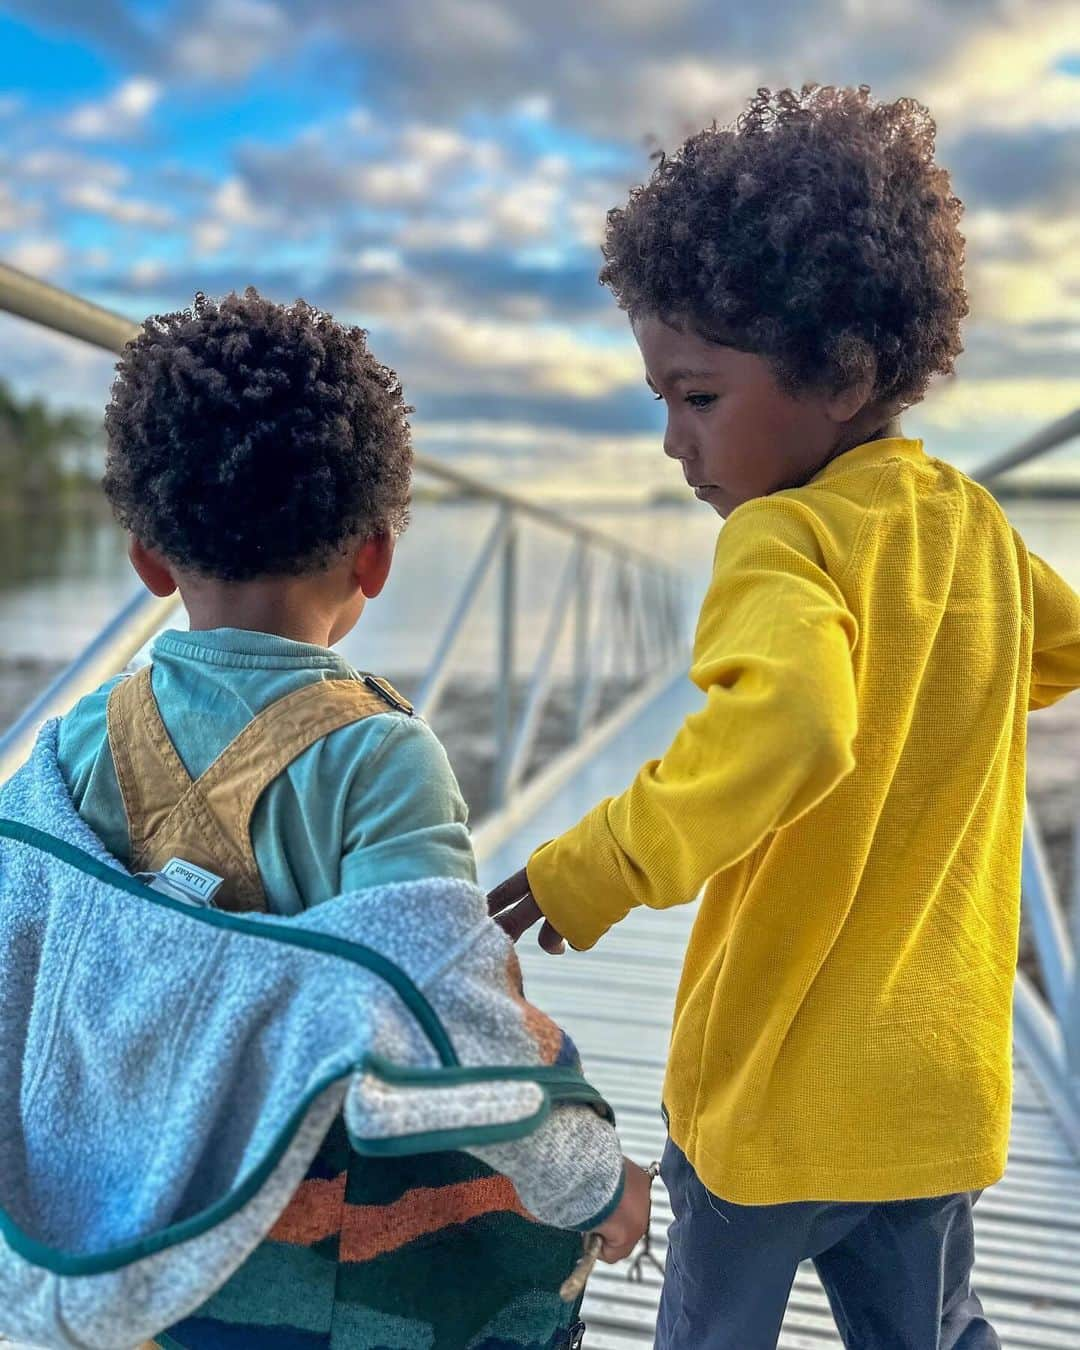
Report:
656,1140,1001,1350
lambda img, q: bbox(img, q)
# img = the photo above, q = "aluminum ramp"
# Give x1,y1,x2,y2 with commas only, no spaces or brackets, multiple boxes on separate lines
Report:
476,675,1080,1349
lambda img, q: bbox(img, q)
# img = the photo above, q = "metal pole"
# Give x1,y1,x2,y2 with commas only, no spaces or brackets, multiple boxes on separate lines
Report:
504,543,581,792
491,507,517,808
573,548,592,740
415,510,508,720
1067,798,1080,1076
1021,802,1076,1029
576,554,617,735
971,408,1080,485
0,262,138,352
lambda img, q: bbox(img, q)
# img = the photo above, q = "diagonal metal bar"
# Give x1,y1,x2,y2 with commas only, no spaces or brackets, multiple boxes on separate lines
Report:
491,509,518,808
0,588,180,782
572,546,593,737
1068,797,1080,1076
504,541,583,794
971,407,1080,484
1012,969,1080,1157
1021,801,1076,1029
414,510,508,720
577,553,621,735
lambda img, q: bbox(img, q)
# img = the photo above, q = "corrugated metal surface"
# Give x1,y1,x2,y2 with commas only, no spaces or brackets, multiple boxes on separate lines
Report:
477,677,1080,1348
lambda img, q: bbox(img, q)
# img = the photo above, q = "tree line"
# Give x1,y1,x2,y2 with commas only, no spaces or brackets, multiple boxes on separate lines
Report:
0,381,100,507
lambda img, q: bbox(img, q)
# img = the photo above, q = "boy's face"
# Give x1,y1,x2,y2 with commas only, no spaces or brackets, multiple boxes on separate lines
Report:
632,313,856,519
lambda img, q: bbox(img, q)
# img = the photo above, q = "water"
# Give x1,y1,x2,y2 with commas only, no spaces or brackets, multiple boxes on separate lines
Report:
1,497,1078,698
0,499,720,713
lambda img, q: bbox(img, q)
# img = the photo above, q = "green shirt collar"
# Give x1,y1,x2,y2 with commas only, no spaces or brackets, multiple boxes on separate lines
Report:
152,627,354,674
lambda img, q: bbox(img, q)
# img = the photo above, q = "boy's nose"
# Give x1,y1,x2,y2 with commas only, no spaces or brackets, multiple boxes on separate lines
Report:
663,421,692,462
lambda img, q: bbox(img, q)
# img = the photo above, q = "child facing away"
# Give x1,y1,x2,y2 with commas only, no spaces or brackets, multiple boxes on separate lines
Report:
489,86,1080,1350
49,289,651,1347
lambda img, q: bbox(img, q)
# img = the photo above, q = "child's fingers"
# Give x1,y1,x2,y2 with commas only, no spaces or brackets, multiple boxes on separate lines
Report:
487,867,530,915
495,895,544,943
538,920,566,955
598,1234,637,1264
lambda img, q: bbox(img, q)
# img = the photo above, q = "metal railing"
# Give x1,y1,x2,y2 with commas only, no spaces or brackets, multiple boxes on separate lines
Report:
0,263,691,823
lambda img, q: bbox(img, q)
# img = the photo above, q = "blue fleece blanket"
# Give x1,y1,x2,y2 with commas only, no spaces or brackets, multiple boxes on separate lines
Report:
0,723,618,1350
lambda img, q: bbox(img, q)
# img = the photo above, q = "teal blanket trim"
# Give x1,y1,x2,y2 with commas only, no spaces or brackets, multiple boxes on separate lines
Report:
0,819,614,1274
0,818,456,1064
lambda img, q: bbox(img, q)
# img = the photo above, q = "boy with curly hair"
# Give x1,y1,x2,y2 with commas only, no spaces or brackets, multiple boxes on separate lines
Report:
490,86,1080,1349
55,289,650,1347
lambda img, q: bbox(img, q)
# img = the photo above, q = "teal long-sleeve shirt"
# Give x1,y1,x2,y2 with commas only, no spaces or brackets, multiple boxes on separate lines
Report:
56,627,476,914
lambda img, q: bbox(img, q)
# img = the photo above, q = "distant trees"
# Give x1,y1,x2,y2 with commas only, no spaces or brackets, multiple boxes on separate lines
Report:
0,381,100,507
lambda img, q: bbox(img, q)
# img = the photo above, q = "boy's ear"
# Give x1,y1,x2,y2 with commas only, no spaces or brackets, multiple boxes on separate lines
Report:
825,352,877,423
825,378,874,424
352,532,395,600
129,538,178,597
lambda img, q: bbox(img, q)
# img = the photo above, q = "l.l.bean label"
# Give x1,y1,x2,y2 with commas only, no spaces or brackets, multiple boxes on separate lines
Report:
159,857,224,903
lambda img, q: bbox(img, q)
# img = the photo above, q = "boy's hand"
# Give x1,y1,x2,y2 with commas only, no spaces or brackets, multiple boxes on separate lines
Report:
595,1158,653,1263
487,868,566,954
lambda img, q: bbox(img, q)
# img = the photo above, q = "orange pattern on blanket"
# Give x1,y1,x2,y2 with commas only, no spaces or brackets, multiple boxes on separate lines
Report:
506,950,562,1064
268,1172,347,1245
340,1175,532,1262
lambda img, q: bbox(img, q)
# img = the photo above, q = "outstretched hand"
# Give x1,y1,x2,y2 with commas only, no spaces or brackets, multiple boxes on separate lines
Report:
487,868,567,954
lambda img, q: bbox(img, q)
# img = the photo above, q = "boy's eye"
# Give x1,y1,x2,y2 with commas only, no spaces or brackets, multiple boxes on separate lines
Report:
687,394,717,409
652,392,664,402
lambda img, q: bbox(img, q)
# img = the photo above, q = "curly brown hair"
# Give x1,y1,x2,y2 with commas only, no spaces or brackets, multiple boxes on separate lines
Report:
103,288,412,581
601,85,967,409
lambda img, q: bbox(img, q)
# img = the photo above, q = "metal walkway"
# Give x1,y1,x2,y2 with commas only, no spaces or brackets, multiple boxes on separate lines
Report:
476,676,1080,1349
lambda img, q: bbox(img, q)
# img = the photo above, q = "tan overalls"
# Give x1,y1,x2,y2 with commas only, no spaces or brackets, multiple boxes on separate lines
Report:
106,666,409,910
106,665,410,1349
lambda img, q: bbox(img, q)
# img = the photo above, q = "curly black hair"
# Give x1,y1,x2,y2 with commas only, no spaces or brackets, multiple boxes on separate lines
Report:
103,288,412,581
601,85,967,409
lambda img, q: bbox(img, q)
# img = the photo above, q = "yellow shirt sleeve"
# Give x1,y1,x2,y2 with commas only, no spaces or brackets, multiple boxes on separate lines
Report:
527,497,860,950
1028,550,1080,711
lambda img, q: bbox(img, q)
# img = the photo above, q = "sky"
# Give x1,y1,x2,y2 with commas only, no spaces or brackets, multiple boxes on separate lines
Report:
0,0,1077,499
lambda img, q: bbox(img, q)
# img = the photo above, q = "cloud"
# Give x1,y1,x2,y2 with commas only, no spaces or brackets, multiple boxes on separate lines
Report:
920,374,1080,429
401,250,608,318
62,78,161,141
918,2,1080,135
235,121,506,214
5,0,1078,490
1,0,154,65
382,307,641,400
190,176,270,255
963,208,1080,326
64,183,175,228
0,183,42,232
18,150,128,188
6,238,68,277
171,0,292,80
951,125,1079,212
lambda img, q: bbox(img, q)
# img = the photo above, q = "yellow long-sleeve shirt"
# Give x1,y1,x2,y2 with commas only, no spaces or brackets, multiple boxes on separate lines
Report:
528,436,1080,1205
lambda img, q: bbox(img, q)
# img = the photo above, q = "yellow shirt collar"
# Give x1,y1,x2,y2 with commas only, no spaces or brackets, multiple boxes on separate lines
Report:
811,435,925,486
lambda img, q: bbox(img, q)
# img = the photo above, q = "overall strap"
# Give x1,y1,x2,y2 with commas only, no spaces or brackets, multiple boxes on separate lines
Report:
106,670,410,912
